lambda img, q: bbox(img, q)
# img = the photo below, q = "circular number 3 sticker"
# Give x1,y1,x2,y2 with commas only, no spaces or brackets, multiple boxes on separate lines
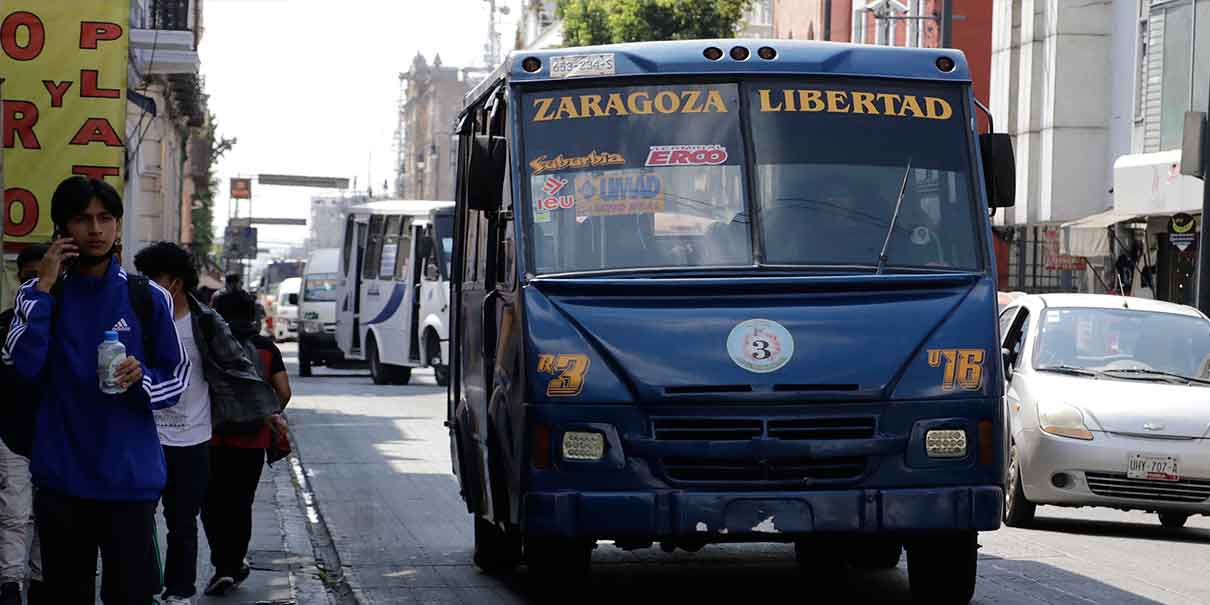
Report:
726,319,794,373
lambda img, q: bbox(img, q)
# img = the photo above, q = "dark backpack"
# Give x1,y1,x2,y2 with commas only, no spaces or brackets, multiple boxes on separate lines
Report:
0,277,156,458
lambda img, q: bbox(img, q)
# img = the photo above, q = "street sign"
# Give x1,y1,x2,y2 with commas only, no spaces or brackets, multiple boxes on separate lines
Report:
230,177,253,199
223,224,258,259
257,174,350,189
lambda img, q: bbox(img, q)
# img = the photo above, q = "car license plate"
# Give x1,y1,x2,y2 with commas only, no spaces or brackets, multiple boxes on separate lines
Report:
1127,454,1179,482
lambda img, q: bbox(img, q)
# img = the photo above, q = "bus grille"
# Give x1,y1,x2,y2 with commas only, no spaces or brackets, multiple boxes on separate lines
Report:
660,457,867,484
651,416,875,442
1084,472,1210,503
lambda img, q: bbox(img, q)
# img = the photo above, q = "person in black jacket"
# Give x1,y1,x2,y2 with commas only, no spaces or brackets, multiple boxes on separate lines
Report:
0,244,47,605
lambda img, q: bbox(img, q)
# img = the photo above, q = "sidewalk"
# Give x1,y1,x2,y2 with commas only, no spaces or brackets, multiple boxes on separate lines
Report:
145,457,328,605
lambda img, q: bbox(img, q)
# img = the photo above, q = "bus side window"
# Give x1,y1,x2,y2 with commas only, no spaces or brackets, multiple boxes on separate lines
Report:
363,215,386,280
381,215,402,280
394,217,413,280
342,216,355,276
464,210,480,284
498,167,515,290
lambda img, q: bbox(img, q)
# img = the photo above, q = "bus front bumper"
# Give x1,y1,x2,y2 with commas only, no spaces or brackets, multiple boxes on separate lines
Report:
524,486,1002,540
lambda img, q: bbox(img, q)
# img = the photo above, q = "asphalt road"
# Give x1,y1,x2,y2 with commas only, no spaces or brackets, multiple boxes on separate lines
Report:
279,344,1210,604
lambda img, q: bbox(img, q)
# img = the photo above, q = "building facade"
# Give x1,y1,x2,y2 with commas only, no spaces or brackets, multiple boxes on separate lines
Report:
124,0,210,267
307,194,366,253
394,54,479,201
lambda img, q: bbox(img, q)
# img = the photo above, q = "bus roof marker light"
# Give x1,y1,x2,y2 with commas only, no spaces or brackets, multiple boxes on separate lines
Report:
703,47,724,61
730,46,750,61
936,56,956,73
757,46,777,60
522,57,542,73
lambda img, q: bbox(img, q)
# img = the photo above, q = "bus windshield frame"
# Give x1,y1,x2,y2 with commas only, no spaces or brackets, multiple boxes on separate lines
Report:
517,76,986,278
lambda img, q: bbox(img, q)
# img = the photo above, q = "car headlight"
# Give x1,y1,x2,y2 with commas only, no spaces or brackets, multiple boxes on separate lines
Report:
1038,402,1094,440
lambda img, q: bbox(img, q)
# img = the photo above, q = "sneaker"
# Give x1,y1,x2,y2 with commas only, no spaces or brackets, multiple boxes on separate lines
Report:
161,596,192,605
0,582,20,605
203,574,234,597
232,563,252,587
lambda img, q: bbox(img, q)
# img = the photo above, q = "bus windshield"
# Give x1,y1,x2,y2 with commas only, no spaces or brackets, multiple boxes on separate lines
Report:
433,213,454,279
522,80,982,275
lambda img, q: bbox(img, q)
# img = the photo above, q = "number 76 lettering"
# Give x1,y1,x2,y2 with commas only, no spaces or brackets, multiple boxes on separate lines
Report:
927,349,985,391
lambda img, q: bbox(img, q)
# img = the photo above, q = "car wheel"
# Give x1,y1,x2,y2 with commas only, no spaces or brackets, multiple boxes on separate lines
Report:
1158,512,1189,528
907,531,978,604
473,516,521,574
1004,443,1036,527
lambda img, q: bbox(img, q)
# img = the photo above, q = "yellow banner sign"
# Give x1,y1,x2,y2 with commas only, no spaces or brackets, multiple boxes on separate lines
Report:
2,1,130,245
757,89,953,120
532,89,729,122
574,171,665,217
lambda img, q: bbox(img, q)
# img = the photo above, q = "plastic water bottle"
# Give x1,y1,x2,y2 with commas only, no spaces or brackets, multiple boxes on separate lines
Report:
98,330,127,394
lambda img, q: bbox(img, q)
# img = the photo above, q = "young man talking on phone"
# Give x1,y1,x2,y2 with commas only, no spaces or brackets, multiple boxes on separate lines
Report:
1,177,189,604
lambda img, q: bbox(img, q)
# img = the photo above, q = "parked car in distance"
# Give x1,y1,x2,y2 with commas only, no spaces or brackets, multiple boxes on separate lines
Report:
1000,294,1210,529
273,277,302,342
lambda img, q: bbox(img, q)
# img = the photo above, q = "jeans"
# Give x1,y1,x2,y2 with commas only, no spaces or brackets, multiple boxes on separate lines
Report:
200,446,263,577
160,443,209,598
0,438,39,585
35,490,157,605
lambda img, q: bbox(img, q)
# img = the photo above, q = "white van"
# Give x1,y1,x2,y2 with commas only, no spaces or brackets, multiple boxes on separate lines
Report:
273,277,302,341
298,248,345,376
335,200,454,385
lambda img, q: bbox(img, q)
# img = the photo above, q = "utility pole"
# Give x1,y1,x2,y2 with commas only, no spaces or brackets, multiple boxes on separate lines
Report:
940,0,954,48
484,0,500,67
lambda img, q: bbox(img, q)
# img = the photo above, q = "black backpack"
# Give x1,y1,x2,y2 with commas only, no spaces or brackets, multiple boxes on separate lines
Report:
0,276,156,458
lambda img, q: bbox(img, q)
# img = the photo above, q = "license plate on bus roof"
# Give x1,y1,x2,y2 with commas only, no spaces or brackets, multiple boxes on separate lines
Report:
549,53,616,79
1127,454,1179,482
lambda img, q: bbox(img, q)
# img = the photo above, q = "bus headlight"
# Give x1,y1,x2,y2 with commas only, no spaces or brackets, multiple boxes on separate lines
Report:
302,320,322,334
925,429,967,458
562,431,605,461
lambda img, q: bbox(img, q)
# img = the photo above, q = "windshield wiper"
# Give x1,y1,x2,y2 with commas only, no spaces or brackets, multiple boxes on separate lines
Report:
1098,368,1210,385
876,158,913,275
1036,365,1101,378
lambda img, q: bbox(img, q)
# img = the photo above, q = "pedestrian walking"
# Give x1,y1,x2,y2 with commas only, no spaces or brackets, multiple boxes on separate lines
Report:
202,293,291,597
0,244,48,605
1,176,191,604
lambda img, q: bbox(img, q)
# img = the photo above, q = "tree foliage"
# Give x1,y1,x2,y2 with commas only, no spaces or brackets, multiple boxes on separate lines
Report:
557,0,752,46
190,112,235,260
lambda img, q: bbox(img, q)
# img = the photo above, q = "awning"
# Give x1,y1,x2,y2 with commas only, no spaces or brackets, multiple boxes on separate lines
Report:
1060,209,1142,257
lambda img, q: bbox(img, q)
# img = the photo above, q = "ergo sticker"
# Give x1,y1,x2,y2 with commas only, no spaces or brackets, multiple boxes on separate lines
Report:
646,145,728,167
727,319,794,373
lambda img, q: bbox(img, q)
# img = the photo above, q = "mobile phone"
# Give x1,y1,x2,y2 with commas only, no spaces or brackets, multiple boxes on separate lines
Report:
53,225,78,273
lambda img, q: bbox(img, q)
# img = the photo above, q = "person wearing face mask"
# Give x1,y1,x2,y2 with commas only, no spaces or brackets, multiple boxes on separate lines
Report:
0,244,48,605
1,177,190,604
133,242,283,602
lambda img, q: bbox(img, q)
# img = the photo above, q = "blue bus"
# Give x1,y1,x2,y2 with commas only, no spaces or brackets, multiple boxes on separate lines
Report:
449,39,1015,602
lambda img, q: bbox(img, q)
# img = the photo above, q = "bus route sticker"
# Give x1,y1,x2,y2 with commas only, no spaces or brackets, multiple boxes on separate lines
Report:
727,319,795,373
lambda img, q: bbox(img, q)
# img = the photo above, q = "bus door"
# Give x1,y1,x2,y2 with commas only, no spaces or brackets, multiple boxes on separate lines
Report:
408,222,428,364
368,214,410,366
337,215,366,357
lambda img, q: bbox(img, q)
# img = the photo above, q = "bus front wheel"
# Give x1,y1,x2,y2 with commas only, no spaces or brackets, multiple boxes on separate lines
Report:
426,330,449,387
368,335,411,385
473,516,521,574
525,537,592,581
906,531,978,604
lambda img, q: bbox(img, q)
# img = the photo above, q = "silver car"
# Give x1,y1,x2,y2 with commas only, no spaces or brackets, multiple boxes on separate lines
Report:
999,293,1210,528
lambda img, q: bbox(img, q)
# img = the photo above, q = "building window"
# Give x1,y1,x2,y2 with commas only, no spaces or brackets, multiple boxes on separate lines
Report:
1155,0,1210,149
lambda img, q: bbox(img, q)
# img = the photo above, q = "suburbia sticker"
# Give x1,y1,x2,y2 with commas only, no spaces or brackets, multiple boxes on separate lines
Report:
549,53,616,79
646,145,729,167
537,354,591,397
727,319,795,374
530,151,625,175
573,171,664,217
756,89,954,120
530,89,730,122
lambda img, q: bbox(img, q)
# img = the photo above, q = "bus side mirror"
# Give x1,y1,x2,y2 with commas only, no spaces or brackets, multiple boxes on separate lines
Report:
980,133,1015,208
287,294,299,306
469,134,507,212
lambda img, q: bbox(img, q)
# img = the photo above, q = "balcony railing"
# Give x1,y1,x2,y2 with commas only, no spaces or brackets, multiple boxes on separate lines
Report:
139,0,192,31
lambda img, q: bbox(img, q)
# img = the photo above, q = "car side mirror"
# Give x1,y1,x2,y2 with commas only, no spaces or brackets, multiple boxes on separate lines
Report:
425,263,440,281
1002,347,1015,379
980,133,1015,208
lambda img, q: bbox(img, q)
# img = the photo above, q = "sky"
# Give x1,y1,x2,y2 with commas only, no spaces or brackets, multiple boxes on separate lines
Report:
200,0,517,253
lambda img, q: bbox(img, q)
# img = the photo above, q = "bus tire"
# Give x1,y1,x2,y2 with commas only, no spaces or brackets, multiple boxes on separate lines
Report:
391,366,412,385
907,531,978,604
426,329,449,387
368,335,389,385
525,537,592,582
299,354,313,377
472,515,521,574
1004,443,1035,527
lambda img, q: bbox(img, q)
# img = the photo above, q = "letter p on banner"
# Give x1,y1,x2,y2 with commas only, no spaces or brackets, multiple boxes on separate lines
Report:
2,1,130,245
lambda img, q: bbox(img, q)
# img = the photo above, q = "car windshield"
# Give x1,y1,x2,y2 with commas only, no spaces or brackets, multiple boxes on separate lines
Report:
521,79,982,275
303,273,340,302
1033,307,1210,380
